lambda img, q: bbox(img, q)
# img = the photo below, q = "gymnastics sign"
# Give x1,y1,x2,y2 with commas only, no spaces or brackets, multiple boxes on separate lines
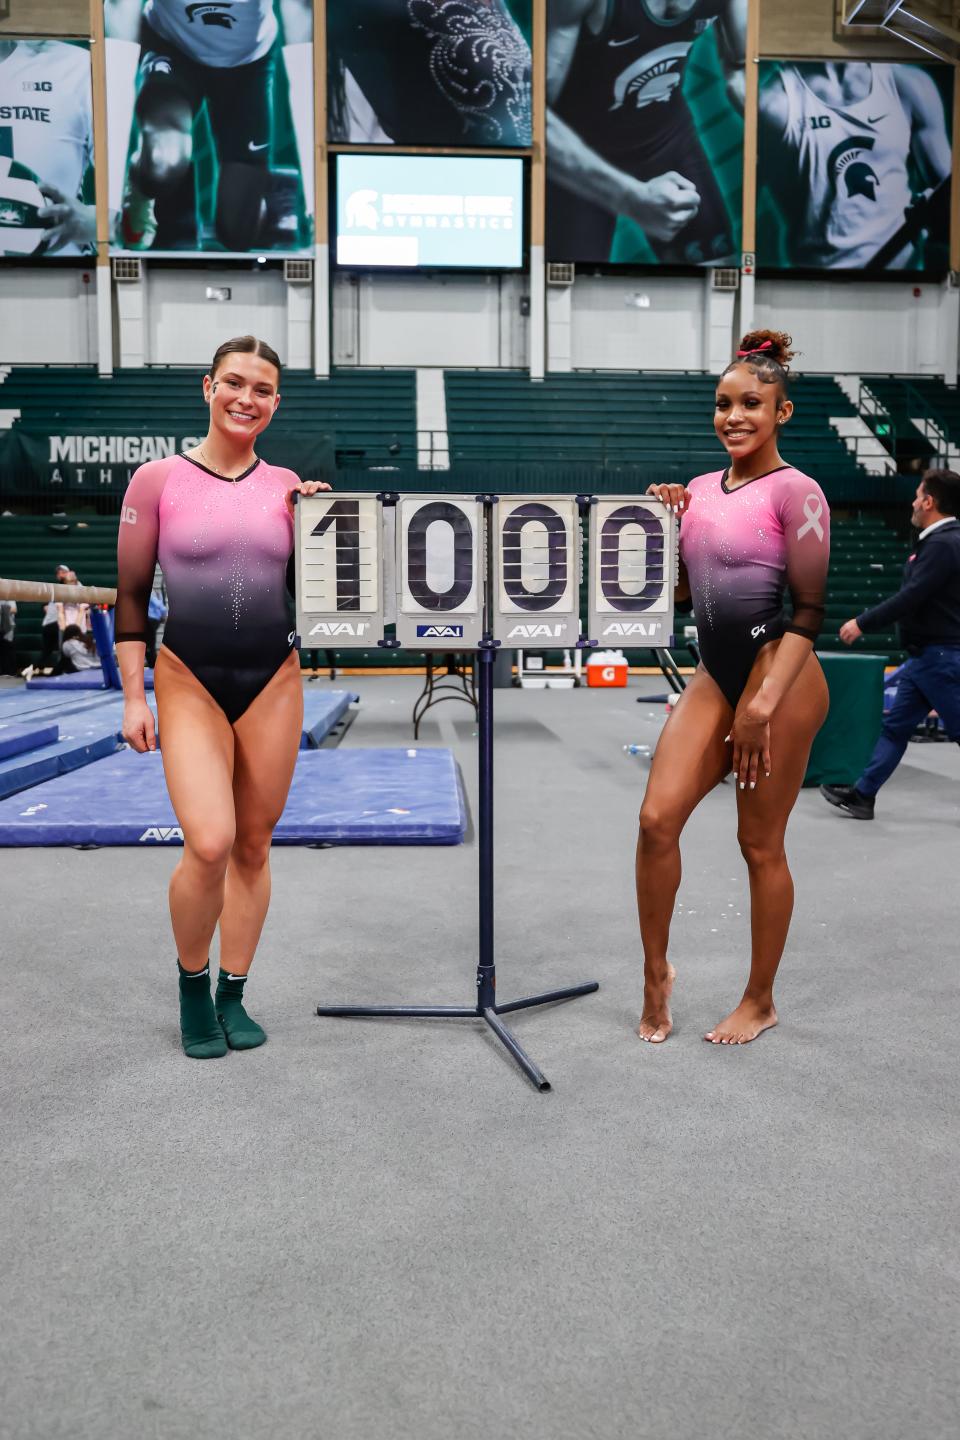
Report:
295,493,675,650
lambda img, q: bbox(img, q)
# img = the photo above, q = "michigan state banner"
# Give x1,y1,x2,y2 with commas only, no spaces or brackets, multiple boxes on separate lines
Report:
757,60,953,273
104,0,314,256
0,37,95,258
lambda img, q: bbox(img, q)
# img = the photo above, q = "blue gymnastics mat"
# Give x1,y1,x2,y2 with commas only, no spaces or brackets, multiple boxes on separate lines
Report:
301,689,357,747
0,730,120,801
0,687,353,747
25,668,155,692
0,721,59,761
0,746,466,846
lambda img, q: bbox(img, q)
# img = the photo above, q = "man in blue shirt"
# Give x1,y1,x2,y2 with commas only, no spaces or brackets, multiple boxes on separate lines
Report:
822,468,960,818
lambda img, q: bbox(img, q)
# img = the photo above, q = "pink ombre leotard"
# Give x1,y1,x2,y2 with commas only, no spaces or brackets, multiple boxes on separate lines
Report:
115,454,299,721
678,464,830,706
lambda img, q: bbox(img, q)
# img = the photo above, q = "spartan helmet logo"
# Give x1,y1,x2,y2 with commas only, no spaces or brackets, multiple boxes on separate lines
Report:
844,162,878,201
829,136,880,204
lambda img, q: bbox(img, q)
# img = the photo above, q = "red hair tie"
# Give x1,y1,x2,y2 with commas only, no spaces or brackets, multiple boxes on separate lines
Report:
737,339,774,358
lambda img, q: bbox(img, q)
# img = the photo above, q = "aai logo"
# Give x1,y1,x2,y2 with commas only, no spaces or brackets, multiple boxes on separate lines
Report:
417,624,464,639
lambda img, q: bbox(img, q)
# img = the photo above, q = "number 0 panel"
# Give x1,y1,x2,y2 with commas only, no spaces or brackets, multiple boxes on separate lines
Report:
396,495,484,649
492,496,581,647
588,498,675,648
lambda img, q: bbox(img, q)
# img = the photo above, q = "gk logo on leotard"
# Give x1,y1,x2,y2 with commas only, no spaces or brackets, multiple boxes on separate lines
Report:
797,495,825,543
120,504,138,525
751,624,767,639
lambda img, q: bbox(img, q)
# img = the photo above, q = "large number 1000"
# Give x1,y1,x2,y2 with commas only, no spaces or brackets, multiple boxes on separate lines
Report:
600,505,665,611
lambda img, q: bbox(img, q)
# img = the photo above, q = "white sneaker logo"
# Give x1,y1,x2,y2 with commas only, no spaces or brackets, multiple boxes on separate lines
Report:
248,141,269,153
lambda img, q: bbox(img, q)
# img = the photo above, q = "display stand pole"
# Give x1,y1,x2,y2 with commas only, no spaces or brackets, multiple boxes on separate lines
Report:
316,501,599,1091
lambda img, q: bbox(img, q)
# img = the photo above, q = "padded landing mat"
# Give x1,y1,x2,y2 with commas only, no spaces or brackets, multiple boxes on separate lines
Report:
0,746,466,846
25,668,155,692
0,732,120,801
0,722,59,761
0,688,354,747
301,690,357,747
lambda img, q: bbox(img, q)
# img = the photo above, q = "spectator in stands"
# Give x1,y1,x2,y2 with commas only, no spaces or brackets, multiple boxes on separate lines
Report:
0,598,16,676
41,563,70,671
58,570,89,636
60,624,100,673
821,468,960,819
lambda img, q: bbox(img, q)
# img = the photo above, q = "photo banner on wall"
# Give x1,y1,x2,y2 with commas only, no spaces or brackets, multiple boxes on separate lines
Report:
0,39,95,258
105,1,314,256
757,61,953,273
327,0,532,147
545,0,746,267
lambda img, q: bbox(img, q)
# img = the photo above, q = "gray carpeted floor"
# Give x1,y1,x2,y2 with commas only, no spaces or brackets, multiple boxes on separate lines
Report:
2,674,958,1440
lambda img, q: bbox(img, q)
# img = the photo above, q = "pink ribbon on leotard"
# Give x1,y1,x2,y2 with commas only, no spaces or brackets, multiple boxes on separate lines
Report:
797,494,825,542
737,340,774,357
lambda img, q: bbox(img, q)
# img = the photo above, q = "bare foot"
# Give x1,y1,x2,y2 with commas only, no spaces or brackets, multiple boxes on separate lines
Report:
637,963,676,1044
704,997,778,1046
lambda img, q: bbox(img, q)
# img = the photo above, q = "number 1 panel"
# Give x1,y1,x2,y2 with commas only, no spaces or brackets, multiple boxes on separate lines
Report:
295,493,385,648
587,498,675,648
492,496,581,648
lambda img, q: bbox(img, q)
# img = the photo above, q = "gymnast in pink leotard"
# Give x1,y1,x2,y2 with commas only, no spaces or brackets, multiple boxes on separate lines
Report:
115,335,331,1061
117,452,300,723
635,330,831,1049
679,462,830,709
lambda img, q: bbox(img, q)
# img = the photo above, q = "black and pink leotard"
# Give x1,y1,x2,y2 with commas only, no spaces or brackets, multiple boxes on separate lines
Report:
115,454,299,722
679,465,831,708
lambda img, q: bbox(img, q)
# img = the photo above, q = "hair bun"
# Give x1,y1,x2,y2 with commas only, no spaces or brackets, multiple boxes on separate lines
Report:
736,329,796,371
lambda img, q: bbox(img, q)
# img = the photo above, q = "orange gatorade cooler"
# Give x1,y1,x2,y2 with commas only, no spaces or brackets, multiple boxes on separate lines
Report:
586,650,628,688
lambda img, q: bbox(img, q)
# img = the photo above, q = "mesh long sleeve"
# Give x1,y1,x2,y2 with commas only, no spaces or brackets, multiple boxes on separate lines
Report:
778,477,830,642
115,460,169,642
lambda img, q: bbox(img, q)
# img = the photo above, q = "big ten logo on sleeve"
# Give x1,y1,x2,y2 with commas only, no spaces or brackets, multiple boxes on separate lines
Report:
120,504,138,525
396,496,484,650
492,496,581,648
295,492,384,646
588,498,675,647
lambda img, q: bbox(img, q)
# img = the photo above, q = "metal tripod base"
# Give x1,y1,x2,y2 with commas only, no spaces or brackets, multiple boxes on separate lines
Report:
317,980,599,1092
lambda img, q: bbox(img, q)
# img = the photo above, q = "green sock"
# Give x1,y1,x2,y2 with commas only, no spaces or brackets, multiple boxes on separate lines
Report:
178,961,227,1060
215,970,267,1050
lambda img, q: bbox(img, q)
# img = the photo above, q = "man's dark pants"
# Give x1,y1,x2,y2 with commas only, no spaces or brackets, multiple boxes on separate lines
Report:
858,645,960,795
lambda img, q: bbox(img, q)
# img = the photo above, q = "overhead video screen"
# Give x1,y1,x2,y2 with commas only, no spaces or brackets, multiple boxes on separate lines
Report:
327,0,532,147
335,154,524,269
757,61,953,273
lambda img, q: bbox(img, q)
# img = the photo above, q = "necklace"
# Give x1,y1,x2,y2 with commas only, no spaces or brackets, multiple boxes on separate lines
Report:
198,445,252,481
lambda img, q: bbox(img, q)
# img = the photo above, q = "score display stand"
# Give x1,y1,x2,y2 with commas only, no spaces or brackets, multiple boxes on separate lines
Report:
295,492,675,1091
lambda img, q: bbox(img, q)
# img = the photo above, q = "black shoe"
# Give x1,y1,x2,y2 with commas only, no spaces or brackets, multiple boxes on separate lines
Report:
820,784,875,820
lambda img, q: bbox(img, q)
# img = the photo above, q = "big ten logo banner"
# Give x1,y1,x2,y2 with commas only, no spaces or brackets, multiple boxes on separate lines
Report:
295,493,675,651
545,0,746,267
104,0,314,256
326,0,532,147
0,37,94,258
757,60,953,274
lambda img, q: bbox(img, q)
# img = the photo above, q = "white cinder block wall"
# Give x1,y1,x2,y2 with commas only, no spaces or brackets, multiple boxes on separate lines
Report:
1,266,958,380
